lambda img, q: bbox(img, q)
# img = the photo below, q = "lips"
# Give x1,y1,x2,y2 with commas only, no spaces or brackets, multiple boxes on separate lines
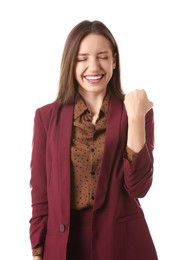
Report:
84,75,104,83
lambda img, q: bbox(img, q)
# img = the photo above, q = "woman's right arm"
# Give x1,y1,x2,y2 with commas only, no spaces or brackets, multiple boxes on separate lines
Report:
29,108,48,254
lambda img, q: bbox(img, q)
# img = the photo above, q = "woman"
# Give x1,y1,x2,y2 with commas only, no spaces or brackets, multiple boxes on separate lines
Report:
29,20,158,260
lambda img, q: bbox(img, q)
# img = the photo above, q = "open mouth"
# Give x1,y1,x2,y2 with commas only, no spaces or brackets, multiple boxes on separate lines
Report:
84,75,104,83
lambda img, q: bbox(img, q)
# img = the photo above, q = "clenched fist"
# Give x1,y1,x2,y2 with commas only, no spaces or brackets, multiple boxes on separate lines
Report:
124,89,153,119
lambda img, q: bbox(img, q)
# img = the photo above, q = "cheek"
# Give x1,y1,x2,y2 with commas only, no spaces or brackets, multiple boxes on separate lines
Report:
104,63,114,75
103,60,114,70
75,66,85,84
75,64,84,76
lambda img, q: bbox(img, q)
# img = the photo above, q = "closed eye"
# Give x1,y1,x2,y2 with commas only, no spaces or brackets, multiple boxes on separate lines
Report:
98,56,108,60
76,58,87,62
76,54,88,62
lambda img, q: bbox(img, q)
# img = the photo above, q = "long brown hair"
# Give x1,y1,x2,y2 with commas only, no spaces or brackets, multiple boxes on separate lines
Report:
56,20,124,104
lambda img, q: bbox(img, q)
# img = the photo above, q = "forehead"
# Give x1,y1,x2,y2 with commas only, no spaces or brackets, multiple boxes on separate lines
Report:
78,33,112,53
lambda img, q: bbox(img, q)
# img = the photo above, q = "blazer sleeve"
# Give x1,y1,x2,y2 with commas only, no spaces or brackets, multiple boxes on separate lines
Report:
123,108,154,198
29,108,48,249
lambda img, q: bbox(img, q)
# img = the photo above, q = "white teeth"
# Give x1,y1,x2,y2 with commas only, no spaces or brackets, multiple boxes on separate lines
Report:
85,75,102,80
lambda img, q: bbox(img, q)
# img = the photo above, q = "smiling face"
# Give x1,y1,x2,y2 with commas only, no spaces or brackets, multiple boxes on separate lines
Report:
75,33,116,97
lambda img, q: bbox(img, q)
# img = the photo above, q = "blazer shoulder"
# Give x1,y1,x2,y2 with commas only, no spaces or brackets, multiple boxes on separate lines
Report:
36,101,60,117
34,101,61,131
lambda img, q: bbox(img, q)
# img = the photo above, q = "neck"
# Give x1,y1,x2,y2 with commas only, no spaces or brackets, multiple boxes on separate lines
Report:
78,89,107,116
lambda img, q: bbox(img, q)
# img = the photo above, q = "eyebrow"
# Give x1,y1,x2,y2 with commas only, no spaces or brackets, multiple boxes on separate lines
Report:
77,51,109,56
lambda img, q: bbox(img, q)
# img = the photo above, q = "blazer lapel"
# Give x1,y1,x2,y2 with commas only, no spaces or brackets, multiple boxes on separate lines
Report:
94,95,127,211
58,104,74,220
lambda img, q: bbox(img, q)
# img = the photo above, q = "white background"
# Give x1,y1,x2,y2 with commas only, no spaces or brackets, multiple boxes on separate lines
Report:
0,0,183,259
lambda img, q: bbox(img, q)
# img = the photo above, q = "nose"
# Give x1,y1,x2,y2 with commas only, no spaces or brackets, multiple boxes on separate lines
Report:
88,57,100,72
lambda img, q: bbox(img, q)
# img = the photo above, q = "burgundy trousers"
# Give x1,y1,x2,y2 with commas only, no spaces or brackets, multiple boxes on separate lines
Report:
67,208,93,260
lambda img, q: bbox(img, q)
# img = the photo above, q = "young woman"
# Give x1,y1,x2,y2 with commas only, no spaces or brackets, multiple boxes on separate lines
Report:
29,20,158,260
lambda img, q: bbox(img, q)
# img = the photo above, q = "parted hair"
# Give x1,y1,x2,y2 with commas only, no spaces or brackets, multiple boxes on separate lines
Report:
56,20,124,104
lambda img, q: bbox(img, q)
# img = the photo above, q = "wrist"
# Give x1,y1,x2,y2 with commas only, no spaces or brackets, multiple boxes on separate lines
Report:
32,246,43,257
33,257,42,260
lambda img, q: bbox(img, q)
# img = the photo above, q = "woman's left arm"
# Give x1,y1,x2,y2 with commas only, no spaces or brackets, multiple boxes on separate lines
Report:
123,89,154,198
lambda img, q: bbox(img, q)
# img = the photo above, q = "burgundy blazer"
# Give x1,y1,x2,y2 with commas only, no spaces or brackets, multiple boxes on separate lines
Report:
29,94,158,260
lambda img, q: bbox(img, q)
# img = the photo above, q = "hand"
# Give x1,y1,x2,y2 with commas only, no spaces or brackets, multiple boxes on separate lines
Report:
124,89,153,119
